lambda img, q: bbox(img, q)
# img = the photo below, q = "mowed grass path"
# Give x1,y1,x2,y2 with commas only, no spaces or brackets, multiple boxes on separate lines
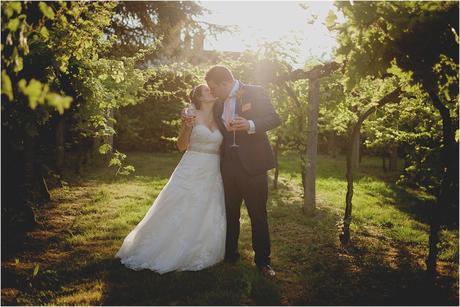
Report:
2,152,458,305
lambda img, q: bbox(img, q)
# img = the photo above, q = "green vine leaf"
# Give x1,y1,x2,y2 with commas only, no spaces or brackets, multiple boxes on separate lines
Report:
1,70,14,101
38,2,55,20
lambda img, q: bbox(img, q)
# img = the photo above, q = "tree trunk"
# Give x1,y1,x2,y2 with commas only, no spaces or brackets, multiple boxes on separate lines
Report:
382,154,387,172
21,133,37,226
37,174,51,204
425,88,459,282
273,136,281,189
352,131,360,169
340,128,358,245
23,133,35,202
340,87,402,245
328,131,337,158
93,136,102,156
389,144,398,171
76,136,94,174
339,146,356,244
303,73,320,213
56,116,65,175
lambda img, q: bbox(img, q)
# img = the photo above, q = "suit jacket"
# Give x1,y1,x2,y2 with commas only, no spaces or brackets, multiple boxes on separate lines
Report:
213,82,281,176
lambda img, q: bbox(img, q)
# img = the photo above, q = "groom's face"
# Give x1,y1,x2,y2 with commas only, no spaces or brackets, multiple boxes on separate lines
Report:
207,80,232,100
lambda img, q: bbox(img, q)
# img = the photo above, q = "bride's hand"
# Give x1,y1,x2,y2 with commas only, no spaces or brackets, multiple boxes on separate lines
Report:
181,108,195,128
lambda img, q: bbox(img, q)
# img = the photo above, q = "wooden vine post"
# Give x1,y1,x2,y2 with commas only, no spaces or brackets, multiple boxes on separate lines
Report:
274,62,340,213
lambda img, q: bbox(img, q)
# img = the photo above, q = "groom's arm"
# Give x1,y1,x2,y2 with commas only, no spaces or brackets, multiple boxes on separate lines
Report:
249,87,281,134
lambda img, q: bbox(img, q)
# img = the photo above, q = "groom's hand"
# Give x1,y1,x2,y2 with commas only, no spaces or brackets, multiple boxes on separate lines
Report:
230,116,250,131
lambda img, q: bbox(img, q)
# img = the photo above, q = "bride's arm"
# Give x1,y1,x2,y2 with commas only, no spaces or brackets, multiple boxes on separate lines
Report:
176,124,192,151
176,110,194,151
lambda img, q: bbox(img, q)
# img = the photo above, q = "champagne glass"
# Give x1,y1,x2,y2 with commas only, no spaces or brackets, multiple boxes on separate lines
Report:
184,104,197,126
230,112,239,147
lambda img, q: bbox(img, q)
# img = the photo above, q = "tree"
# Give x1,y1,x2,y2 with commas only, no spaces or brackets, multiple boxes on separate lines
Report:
107,1,215,59
363,80,444,190
340,83,403,244
1,2,153,230
1,1,115,227
333,1,459,280
114,63,205,151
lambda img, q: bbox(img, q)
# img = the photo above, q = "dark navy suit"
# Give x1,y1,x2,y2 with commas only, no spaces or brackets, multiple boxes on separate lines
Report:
213,82,281,266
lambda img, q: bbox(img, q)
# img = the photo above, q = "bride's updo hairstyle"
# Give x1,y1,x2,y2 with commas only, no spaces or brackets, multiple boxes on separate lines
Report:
188,84,206,110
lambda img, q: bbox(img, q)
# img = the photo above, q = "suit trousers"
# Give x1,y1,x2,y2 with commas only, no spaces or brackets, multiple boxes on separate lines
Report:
221,147,271,267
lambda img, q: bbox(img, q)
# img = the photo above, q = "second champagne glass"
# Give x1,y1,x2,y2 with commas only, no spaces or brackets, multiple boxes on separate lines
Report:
230,112,239,147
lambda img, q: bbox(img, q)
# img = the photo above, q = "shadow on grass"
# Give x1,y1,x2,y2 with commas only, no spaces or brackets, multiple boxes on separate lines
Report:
377,182,434,225
2,152,457,305
102,260,280,305
267,179,458,305
332,234,459,306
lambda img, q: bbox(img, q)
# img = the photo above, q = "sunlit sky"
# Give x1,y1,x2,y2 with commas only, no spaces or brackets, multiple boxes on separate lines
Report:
198,1,344,66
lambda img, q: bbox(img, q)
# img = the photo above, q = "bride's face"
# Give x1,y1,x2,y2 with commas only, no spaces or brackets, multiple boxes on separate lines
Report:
200,85,218,104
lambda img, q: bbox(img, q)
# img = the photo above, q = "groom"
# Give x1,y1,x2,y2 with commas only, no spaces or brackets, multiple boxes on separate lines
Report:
206,66,281,276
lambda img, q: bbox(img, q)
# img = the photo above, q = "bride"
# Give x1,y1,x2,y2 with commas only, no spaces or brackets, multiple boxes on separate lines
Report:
115,84,226,274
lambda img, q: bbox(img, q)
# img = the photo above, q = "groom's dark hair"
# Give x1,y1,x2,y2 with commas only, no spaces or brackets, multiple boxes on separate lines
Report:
205,66,234,85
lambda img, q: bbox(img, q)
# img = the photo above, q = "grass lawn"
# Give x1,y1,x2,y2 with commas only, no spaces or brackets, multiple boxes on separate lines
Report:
2,151,458,305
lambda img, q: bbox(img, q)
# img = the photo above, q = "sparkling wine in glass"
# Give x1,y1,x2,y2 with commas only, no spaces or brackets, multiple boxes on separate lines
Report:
185,104,197,126
230,113,239,147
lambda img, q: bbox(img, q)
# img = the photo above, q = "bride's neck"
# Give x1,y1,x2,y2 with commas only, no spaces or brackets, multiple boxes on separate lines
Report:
200,103,213,113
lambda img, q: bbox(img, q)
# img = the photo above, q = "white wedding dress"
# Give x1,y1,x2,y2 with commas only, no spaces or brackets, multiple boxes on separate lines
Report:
115,124,226,274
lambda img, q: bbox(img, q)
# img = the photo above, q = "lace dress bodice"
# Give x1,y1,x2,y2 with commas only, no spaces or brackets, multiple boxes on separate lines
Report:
187,124,223,155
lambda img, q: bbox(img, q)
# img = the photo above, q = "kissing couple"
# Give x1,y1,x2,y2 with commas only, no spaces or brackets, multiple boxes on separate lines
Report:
116,65,281,277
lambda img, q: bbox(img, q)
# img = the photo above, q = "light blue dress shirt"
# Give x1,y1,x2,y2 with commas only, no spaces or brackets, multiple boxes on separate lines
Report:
221,80,256,134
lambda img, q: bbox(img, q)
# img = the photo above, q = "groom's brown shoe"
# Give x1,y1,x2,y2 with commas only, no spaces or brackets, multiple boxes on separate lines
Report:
258,265,276,277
